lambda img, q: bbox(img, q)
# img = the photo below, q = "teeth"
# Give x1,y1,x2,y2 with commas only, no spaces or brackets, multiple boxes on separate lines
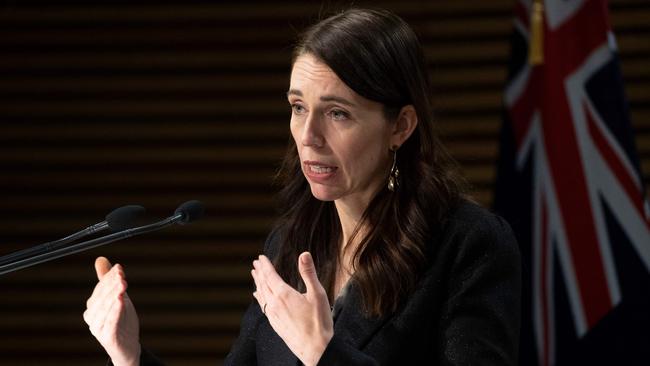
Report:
309,165,334,174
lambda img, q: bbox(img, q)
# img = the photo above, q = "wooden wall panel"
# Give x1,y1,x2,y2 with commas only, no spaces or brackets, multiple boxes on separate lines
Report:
0,0,647,365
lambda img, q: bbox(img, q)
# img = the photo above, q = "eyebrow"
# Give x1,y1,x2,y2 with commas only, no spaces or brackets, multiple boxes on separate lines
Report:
286,89,355,107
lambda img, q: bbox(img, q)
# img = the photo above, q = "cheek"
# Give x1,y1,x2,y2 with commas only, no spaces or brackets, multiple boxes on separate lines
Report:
343,139,386,177
289,118,299,140
290,121,305,160
290,119,302,148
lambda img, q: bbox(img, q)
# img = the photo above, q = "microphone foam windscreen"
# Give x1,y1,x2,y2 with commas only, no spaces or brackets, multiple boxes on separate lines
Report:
106,205,146,231
175,200,205,224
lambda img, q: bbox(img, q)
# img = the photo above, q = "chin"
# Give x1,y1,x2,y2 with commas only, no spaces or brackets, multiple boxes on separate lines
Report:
308,185,340,202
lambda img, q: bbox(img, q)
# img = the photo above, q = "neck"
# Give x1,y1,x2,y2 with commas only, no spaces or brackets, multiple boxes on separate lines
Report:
334,198,365,250
332,185,390,301
331,200,364,299
334,179,383,245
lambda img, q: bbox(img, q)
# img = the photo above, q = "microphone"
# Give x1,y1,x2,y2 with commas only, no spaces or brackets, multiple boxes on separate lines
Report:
174,200,205,225
0,200,205,276
0,205,146,266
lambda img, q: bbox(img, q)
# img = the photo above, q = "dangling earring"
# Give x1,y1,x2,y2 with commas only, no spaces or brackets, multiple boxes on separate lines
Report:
388,146,400,192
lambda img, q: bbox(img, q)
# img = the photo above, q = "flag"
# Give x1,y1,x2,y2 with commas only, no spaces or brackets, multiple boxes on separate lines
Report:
494,0,650,365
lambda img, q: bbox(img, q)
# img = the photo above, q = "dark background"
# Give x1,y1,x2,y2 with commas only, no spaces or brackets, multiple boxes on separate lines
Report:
0,0,647,365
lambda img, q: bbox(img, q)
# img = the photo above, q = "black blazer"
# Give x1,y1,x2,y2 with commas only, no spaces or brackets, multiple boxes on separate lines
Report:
223,201,521,365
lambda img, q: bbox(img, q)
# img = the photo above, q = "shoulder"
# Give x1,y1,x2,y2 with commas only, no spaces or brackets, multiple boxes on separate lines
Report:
425,200,522,366
446,199,514,237
433,199,520,272
262,225,283,259
441,199,517,250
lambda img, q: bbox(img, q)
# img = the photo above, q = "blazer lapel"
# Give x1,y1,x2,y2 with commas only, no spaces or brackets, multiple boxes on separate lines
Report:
264,284,389,365
333,284,389,350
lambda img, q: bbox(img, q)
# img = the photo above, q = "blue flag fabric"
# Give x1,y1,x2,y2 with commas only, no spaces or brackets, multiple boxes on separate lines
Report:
493,1,650,365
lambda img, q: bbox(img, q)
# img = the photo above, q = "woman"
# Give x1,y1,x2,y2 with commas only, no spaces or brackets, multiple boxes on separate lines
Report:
84,8,521,365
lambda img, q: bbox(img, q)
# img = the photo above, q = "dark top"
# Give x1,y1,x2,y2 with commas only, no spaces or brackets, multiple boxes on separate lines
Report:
132,200,521,365
224,200,521,365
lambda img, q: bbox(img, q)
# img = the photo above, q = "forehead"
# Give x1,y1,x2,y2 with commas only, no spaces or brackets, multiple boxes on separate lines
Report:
289,54,356,98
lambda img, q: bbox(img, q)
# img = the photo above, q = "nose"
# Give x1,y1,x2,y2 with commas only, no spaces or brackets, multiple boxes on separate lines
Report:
301,113,325,148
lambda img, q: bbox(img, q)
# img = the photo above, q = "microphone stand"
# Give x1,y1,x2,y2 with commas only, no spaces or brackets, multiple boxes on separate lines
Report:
0,205,144,266
0,212,184,276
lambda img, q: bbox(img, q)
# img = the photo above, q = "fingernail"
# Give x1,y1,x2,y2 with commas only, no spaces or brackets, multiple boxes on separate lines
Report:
301,253,310,264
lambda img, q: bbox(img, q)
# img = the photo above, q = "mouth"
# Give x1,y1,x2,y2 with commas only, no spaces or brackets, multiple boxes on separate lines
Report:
303,161,338,180
308,165,336,173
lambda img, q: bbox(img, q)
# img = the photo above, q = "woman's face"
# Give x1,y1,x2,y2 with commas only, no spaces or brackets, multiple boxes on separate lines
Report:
288,54,394,208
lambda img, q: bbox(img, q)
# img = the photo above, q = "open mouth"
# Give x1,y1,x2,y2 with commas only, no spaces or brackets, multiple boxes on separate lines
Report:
303,161,338,179
308,164,336,174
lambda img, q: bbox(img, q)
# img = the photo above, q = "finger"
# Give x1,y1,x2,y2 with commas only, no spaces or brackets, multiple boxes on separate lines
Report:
86,264,123,310
298,252,323,295
250,269,266,306
95,257,113,280
257,255,291,292
102,293,125,338
87,272,125,320
251,272,270,318
253,259,276,297
86,270,126,325
89,277,127,336
86,279,121,335
252,290,263,311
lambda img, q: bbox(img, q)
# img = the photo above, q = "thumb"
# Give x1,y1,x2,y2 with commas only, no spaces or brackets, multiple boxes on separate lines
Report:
298,252,322,294
94,256,112,280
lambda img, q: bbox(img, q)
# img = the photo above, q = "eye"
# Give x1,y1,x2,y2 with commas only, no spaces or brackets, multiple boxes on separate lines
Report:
328,109,350,121
291,103,306,115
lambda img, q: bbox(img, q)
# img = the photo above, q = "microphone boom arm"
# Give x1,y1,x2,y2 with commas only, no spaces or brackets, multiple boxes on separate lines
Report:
0,212,185,276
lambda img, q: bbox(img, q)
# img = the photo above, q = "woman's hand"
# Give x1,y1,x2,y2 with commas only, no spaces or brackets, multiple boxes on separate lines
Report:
251,252,334,366
83,257,141,366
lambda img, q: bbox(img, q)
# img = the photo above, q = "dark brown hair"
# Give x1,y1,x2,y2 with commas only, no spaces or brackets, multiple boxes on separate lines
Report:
273,8,464,317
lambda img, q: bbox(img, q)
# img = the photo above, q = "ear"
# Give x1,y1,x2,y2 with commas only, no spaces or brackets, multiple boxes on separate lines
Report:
390,105,418,148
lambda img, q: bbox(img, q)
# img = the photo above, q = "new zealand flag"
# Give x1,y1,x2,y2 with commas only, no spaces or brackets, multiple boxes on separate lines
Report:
493,0,650,365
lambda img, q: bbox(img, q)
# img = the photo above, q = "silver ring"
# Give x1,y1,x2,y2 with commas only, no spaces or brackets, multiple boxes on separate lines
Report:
263,303,267,314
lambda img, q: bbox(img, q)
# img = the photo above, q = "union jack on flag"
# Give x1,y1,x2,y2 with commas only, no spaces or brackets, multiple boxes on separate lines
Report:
494,0,650,365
